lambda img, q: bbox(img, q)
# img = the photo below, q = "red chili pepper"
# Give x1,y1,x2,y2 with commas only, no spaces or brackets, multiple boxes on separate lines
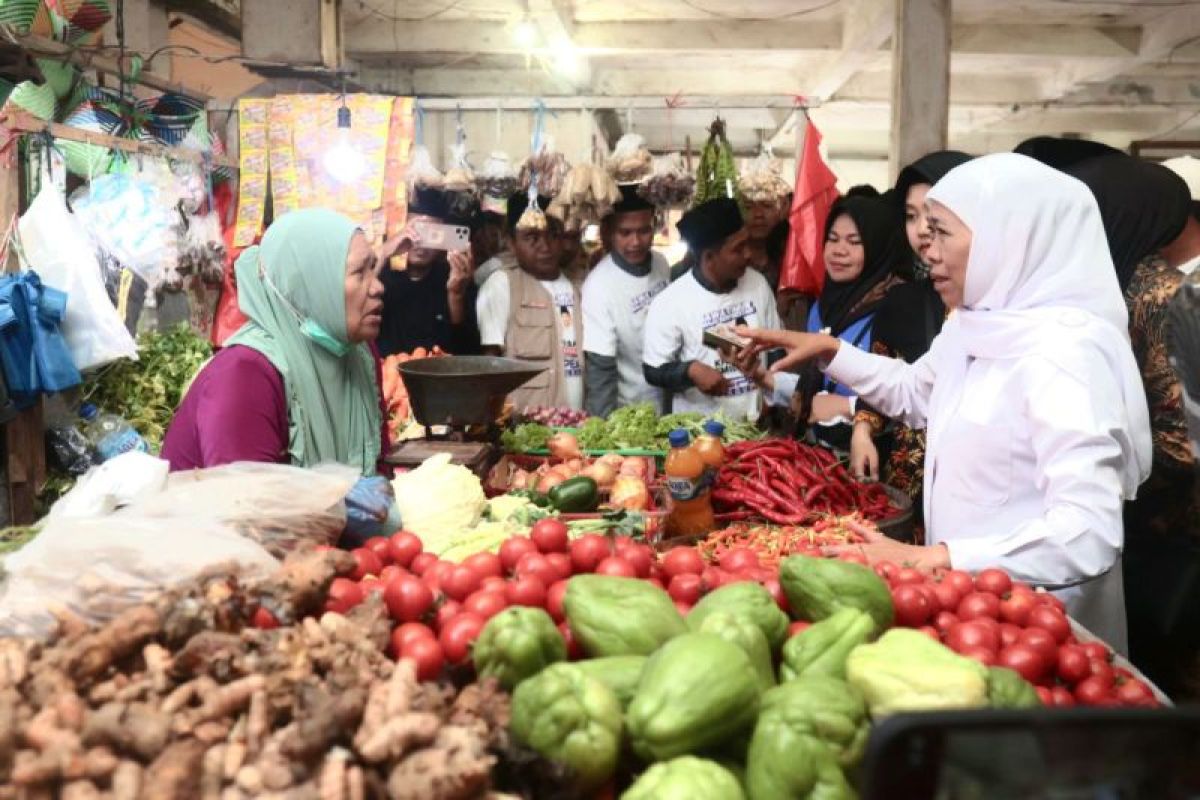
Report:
804,484,826,505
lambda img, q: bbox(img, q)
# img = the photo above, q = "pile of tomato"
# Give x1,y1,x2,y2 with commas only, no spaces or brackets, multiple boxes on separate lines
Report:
869,560,1160,708
310,527,1160,708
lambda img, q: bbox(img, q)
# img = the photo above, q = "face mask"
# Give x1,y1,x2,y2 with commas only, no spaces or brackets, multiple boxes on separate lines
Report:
259,256,351,358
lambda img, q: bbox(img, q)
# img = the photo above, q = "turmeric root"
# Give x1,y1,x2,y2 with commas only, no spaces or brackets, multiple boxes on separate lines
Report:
110,760,141,800
385,726,494,800
82,702,170,762
356,714,440,764
318,752,347,800
58,605,161,685
0,639,31,691
188,675,266,726
141,738,206,800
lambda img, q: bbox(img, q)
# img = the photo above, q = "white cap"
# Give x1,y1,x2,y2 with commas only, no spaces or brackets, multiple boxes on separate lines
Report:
1161,155,1200,200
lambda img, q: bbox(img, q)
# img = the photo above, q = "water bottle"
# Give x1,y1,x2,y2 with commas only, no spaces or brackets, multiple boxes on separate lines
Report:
79,403,149,462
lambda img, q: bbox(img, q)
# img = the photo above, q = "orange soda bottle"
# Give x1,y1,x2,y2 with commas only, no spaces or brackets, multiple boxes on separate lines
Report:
694,420,726,489
665,429,716,538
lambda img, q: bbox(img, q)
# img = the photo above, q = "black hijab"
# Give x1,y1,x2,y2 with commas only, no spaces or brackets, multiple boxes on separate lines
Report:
1066,154,1192,291
817,196,907,337
894,150,972,211
1013,136,1123,172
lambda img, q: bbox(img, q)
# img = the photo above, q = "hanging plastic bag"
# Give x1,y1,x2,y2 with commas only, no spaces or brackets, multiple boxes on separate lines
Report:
739,148,792,205
607,132,653,184
407,144,444,189
476,151,519,200
16,182,137,371
639,152,695,208
70,173,175,287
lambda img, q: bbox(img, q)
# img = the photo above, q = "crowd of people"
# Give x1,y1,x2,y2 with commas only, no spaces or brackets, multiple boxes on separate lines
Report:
159,140,1200,698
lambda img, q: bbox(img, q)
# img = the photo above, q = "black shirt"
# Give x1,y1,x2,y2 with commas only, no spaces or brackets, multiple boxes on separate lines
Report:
376,260,481,356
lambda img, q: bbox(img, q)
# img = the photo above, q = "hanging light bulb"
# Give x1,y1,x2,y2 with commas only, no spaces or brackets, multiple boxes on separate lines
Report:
324,96,365,183
513,16,538,50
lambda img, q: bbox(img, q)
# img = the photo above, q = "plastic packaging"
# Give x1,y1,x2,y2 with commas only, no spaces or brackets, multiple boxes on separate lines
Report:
79,402,150,462
406,144,444,189
46,422,96,477
607,133,653,184
664,429,715,538
476,150,520,199
639,153,696,209
738,150,792,204
48,450,168,518
69,172,176,286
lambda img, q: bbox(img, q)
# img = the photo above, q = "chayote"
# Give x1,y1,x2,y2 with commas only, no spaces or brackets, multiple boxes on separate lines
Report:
780,555,894,634
688,581,790,653
621,756,746,800
846,628,989,718
564,575,687,657
472,606,565,689
572,655,648,709
759,676,869,769
988,666,1041,709
780,608,876,682
698,611,776,691
745,710,857,800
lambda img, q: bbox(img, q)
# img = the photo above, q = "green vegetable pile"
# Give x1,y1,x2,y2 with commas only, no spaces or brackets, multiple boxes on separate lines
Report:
503,403,764,453
494,559,1038,798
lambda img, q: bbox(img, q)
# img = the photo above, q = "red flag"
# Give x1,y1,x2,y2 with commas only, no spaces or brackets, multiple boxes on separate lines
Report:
779,116,839,296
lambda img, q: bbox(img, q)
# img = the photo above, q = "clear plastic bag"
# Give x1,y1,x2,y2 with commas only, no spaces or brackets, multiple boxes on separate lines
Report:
443,141,476,194
639,153,696,208
70,173,177,287
607,133,653,183
476,151,519,199
407,144,444,190
738,150,792,204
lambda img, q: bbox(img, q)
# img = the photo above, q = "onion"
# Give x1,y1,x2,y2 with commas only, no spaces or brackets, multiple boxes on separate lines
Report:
598,454,625,470
610,476,650,511
565,458,585,473
538,472,567,493
510,469,530,490
548,432,582,460
548,464,575,481
619,458,650,479
581,462,617,488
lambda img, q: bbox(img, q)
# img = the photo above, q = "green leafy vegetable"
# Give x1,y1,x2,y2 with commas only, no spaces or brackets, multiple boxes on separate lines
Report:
501,423,552,452
506,403,764,454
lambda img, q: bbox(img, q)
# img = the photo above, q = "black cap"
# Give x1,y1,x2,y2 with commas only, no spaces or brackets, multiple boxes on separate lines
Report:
677,198,743,253
611,183,654,215
506,191,553,232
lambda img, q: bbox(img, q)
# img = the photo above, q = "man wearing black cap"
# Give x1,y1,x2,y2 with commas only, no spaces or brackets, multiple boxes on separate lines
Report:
643,198,781,419
376,187,480,357
581,186,670,417
476,192,584,411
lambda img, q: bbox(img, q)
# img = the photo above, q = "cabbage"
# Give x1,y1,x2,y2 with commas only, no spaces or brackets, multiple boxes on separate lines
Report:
392,454,487,554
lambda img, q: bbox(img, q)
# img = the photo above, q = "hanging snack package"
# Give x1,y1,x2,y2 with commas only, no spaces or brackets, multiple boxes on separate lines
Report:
548,163,622,232
519,136,570,199
607,132,653,184
695,118,740,206
406,143,444,189
443,140,476,193
639,152,696,209
738,150,792,205
476,150,519,200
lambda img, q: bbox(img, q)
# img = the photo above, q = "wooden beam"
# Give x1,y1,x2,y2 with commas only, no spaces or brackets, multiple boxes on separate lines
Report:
889,0,951,180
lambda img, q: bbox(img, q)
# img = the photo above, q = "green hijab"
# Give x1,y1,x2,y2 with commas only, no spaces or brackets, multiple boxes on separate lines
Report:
226,209,382,474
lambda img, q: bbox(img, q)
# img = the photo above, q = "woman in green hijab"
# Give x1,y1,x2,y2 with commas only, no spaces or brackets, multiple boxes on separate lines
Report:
163,208,388,476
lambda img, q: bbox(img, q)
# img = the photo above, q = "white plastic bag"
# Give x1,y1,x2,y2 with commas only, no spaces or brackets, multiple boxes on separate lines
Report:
607,133,652,183
70,173,176,286
738,150,792,204
476,150,519,199
407,144,444,189
48,451,169,519
16,183,138,371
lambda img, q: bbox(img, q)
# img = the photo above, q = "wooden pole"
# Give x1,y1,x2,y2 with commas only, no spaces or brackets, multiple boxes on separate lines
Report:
888,0,950,182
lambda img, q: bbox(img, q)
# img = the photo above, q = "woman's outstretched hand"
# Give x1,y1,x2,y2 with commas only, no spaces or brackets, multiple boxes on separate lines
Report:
732,327,842,373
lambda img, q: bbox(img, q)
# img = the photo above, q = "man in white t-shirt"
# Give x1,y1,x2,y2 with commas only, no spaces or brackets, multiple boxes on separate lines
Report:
582,185,670,416
476,193,584,410
643,198,781,421
1161,156,1200,276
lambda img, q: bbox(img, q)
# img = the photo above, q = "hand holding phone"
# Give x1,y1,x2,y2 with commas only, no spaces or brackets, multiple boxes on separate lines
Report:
412,220,470,252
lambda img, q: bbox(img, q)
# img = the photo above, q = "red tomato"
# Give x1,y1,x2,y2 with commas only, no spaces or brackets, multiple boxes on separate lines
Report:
595,556,637,578
673,600,693,617
701,566,729,591
1027,606,1071,644
390,622,435,657
943,570,976,597
916,583,942,615
530,518,570,553
441,565,483,602
931,581,963,613
933,611,959,635
499,537,539,574
893,567,925,586
613,535,635,552
462,591,507,621
998,591,1036,627
837,551,868,566
1017,627,1058,665
1074,675,1114,706
1035,591,1067,613
515,552,559,587
998,623,1022,649
325,577,365,614
545,552,574,582
1036,686,1053,706
384,576,434,623
668,574,703,606
959,645,996,666
365,536,393,565
410,552,438,576
570,534,612,574
421,561,453,594
350,548,384,581
788,621,813,638
558,621,583,660
660,547,706,579
252,606,280,630
379,565,405,585
1009,581,1035,597
1080,641,1111,663
480,576,509,593
762,579,789,614
974,568,1013,596
1056,645,1091,685
947,621,1000,654
719,547,761,574
463,552,503,580
1089,658,1116,688
388,531,424,568
546,580,570,622
892,584,933,628
399,636,445,681
957,591,1001,621
997,644,1048,684
918,626,940,642
1051,686,1076,708
434,600,462,632
1116,679,1158,708
622,545,655,578
439,612,485,664
874,561,899,582
506,576,548,608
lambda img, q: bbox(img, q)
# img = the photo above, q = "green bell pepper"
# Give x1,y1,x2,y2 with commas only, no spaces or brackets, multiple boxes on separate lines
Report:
510,663,623,791
472,606,566,689
622,757,746,800
780,608,876,682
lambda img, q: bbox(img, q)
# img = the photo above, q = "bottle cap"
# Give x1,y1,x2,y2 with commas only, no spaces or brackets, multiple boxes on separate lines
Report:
703,420,725,436
667,429,691,448
79,403,98,421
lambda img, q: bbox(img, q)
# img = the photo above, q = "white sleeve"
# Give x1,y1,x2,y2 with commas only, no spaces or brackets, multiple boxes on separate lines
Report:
476,272,510,348
581,273,617,357
945,361,1124,588
641,296,680,369
822,338,937,428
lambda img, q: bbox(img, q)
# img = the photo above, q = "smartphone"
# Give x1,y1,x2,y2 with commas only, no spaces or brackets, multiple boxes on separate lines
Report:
860,708,1200,799
412,221,470,252
703,327,750,352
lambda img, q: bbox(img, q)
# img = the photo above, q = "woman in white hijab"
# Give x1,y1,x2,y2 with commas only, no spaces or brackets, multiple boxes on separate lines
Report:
735,153,1151,650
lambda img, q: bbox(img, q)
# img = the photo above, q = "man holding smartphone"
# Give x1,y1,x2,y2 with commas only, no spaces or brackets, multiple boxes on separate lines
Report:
376,187,481,356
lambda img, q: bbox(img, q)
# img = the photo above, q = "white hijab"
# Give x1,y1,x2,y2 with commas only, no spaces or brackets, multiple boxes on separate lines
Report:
925,153,1151,497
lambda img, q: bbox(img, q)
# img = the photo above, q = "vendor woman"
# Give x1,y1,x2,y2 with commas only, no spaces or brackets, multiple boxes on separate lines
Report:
735,154,1151,651
162,209,397,537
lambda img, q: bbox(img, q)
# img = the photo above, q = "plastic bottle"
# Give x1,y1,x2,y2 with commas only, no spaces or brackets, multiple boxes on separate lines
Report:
665,429,715,538
80,403,150,462
694,420,726,490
